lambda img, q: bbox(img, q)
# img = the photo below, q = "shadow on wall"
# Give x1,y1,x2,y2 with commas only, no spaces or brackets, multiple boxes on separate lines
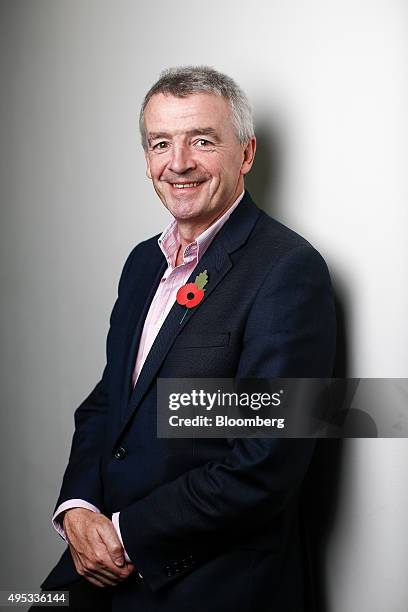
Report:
302,309,350,612
247,123,350,612
245,120,282,217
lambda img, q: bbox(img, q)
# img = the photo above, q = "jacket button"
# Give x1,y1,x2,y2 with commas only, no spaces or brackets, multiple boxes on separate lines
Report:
113,446,126,460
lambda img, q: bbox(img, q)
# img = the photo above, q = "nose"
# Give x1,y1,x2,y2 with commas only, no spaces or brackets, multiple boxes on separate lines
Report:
168,143,196,174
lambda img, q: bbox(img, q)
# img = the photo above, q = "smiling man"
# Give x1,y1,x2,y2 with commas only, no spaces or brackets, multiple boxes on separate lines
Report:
143,91,255,253
38,66,336,612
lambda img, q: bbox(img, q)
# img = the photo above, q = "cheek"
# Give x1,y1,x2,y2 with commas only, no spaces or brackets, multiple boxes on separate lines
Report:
210,153,240,181
148,157,168,180
201,158,225,183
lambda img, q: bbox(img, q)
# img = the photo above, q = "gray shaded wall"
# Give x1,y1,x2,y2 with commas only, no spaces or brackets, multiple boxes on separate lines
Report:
1,1,407,610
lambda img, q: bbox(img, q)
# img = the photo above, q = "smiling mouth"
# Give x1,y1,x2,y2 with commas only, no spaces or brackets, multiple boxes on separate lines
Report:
170,181,204,189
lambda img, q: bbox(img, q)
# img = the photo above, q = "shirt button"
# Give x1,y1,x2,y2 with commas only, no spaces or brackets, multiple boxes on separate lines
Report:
113,447,126,460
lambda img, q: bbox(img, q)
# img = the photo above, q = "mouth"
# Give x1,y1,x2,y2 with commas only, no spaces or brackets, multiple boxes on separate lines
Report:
169,180,205,191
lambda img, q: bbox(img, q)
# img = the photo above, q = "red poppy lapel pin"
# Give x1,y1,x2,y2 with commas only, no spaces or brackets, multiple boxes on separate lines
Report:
176,270,209,325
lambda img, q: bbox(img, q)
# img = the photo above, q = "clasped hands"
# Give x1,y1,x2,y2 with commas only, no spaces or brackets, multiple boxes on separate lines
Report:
63,508,135,587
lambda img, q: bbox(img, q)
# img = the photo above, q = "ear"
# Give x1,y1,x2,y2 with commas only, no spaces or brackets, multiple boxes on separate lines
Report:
240,137,256,176
145,151,152,179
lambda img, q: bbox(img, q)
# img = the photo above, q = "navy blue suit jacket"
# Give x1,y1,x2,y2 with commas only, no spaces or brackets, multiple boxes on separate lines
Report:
43,191,336,611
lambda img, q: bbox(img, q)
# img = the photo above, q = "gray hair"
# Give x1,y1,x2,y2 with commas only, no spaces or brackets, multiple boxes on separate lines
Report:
139,65,254,149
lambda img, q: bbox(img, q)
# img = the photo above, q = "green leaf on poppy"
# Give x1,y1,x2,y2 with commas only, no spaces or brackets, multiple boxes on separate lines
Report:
195,269,208,290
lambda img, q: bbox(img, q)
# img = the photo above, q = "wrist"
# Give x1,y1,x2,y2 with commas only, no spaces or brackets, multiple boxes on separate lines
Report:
62,506,92,528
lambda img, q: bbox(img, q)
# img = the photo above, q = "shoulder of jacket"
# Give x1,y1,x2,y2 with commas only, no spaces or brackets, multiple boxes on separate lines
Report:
247,210,315,263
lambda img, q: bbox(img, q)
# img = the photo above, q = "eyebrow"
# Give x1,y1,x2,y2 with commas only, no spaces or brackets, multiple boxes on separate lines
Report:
148,127,220,143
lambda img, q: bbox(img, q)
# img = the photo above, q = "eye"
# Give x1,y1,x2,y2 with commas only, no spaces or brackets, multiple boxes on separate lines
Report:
195,139,212,148
152,141,169,151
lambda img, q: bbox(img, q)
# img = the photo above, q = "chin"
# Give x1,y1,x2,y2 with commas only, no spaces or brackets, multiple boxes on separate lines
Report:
165,198,201,218
169,207,199,221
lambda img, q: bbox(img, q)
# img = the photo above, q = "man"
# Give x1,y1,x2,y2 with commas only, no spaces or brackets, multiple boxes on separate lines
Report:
38,66,336,611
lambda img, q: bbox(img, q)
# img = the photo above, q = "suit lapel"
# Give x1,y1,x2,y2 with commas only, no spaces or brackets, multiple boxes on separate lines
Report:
118,251,166,422
115,191,261,443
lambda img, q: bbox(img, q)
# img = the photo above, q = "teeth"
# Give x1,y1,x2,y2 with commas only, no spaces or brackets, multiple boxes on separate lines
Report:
172,182,201,189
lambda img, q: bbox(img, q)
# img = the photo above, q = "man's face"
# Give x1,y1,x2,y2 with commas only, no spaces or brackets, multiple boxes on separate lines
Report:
143,92,255,224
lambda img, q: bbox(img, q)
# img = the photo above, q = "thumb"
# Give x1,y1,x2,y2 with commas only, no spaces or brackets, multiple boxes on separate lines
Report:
109,542,125,567
112,550,125,567
113,556,125,567
99,524,125,567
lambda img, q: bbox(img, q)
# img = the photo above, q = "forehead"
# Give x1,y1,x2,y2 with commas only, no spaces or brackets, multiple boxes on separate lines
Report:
144,92,233,135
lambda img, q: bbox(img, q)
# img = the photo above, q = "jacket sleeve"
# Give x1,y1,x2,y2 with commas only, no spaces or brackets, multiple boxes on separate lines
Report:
119,245,336,591
54,245,139,513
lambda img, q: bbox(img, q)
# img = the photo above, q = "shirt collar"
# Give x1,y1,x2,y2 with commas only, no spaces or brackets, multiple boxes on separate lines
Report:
158,190,245,268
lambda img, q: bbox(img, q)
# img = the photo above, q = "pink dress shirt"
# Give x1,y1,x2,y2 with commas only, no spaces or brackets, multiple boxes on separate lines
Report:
52,191,245,566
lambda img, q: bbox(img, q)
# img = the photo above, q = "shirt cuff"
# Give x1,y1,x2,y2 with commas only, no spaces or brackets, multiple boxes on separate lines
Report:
111,511,132,564
52,499,100,541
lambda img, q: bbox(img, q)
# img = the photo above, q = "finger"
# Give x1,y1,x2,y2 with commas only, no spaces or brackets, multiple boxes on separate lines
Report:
81,525,122,576
84,569,118,587
91,539,130,579
71,540,124,584
96,523,125,568
81,551,127,583
83,573,109,588
69,546,86,577
84,564,123,585
95,564,132,581
80,555,121,587
91,563,128,583
67,519,127,584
